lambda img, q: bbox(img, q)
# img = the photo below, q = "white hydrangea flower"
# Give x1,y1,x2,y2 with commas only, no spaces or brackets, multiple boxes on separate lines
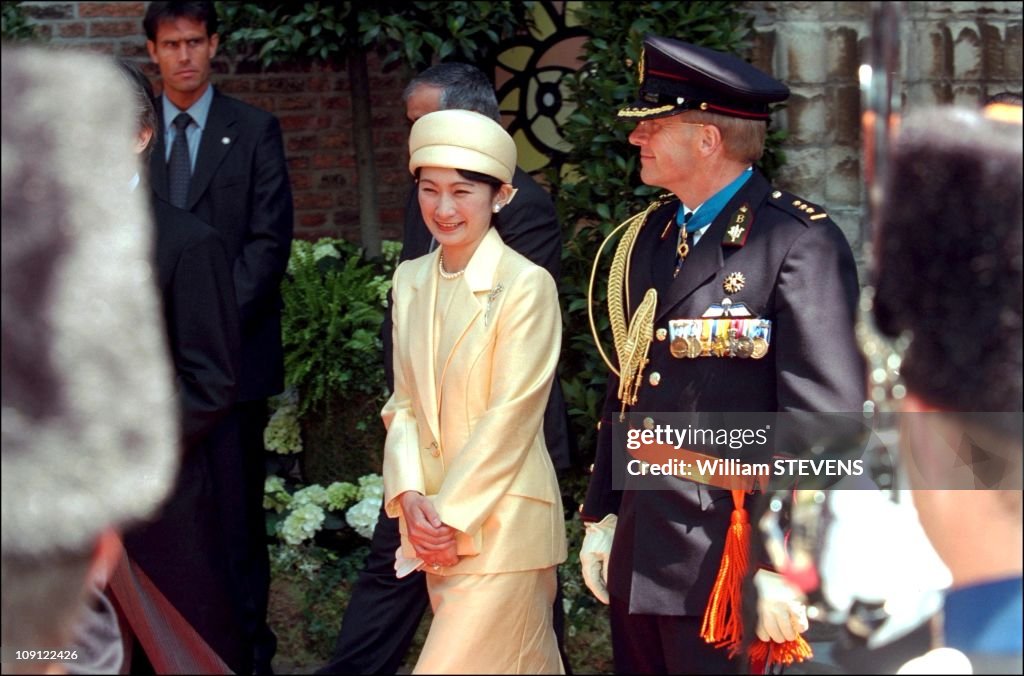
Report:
312,240,342,262
278,503,325,545
291,484,329,507
345,496,381,539
356,473,384,503
325,481,359,511
263,475,291,512
265,475,286,493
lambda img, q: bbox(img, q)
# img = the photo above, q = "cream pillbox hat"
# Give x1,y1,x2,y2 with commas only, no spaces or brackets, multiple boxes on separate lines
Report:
408,109,517,185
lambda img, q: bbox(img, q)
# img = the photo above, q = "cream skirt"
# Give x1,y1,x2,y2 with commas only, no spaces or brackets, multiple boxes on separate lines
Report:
413,566,564,674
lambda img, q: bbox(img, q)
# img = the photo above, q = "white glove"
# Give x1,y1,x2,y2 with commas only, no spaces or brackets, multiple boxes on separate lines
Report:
394,546,424,579
754,569,810,643
580,514,617,605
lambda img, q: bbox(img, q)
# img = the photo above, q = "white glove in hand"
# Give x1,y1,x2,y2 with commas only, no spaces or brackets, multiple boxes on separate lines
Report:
393,546,424,579
754,569,810,643
580,514,617,605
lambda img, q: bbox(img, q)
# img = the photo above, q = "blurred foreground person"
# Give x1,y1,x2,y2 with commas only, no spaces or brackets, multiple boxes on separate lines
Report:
873,105,1023,674
1,47,178,674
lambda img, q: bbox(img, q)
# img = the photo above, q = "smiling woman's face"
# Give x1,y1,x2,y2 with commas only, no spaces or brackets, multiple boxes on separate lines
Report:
417,166,505,271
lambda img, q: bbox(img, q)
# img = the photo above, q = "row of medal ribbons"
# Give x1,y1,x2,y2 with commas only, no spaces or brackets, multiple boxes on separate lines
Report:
667,317,772,359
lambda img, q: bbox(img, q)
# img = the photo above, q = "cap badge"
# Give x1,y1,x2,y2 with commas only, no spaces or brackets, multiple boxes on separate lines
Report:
723,272,746,294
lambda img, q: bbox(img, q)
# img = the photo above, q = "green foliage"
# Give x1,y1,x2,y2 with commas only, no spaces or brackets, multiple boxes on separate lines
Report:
548,2,782,461
281,238,394,419
1,1,39,42
215,1,533,69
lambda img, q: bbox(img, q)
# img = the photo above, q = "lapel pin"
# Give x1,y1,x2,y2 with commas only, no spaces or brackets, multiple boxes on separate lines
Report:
723,272,746,294
221,137,231,145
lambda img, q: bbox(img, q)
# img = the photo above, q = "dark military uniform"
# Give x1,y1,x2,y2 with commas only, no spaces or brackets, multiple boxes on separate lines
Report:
581,35,865,674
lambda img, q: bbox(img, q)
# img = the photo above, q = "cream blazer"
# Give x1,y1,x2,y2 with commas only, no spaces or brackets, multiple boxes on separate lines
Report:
382,227,567,575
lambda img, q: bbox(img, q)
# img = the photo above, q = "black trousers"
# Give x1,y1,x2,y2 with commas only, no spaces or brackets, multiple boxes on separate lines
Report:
609,595,739,674
318,503,571,674
222,400,276,675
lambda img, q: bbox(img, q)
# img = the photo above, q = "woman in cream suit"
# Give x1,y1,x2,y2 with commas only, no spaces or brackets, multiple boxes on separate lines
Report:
382,109,567,674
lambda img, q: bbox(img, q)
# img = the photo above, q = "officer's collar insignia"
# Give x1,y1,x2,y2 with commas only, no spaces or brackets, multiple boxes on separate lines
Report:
723,203,752,247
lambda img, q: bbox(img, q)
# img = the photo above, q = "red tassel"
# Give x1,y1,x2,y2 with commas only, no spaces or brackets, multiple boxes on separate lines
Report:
700,489,814,669
700,490,749,657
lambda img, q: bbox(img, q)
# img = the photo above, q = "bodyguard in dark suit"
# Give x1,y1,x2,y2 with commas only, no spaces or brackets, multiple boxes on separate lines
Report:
108,58,246,674
123,199,248,674
320,63,571,675
144,3,294,672
580,36,865,673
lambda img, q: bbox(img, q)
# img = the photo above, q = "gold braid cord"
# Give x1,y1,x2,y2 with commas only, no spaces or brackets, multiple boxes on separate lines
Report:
588,197,670,413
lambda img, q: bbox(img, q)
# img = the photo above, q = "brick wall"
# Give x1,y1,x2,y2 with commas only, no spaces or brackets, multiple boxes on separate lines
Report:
18,0,413,243
20,1,1023,253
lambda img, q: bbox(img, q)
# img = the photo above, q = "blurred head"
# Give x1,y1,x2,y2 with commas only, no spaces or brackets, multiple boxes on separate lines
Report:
873,105,1023,584
403,62,501,123
2,46,178,656
873,106,1022,417
115,59,158,160
408,110,516,267
144,1,219,110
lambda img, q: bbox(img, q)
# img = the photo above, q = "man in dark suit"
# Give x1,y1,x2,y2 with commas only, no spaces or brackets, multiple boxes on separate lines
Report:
143,3,294,672
580,36,865,673
105,59,247,674
320,62,571,675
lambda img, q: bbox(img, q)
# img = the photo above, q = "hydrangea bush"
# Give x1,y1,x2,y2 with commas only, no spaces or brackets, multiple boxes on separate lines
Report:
264,472,382,547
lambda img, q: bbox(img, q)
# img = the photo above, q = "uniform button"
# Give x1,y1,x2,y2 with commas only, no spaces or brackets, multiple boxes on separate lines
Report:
655,328,668,342
643,416,655,430
578,503,584,513
431,448,440,458
649,371,661,386
588,463,595,474
772,190,782,199
596,420,602,431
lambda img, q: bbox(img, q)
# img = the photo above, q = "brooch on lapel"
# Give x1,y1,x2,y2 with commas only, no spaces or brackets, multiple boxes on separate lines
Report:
484,284,504,327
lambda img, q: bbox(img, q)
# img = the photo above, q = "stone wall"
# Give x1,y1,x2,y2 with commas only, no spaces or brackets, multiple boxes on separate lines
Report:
17,1,1023,252
744,1,1023,257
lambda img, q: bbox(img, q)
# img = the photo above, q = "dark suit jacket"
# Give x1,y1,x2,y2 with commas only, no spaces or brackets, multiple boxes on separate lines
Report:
150,88,294,402
583,170,865,616
123,197,246,673
387,167,571,470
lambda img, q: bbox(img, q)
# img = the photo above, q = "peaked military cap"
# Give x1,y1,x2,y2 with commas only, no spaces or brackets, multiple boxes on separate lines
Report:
619,34,790,121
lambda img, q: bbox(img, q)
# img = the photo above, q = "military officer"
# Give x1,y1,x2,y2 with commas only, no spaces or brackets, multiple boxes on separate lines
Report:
579,35,865,674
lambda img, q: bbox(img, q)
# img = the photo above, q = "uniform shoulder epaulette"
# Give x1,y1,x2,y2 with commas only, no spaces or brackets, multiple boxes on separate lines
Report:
767,189,832,226
638,192,677,220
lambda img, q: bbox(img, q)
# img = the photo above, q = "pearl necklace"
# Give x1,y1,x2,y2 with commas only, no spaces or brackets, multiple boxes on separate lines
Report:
438,251,465,280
